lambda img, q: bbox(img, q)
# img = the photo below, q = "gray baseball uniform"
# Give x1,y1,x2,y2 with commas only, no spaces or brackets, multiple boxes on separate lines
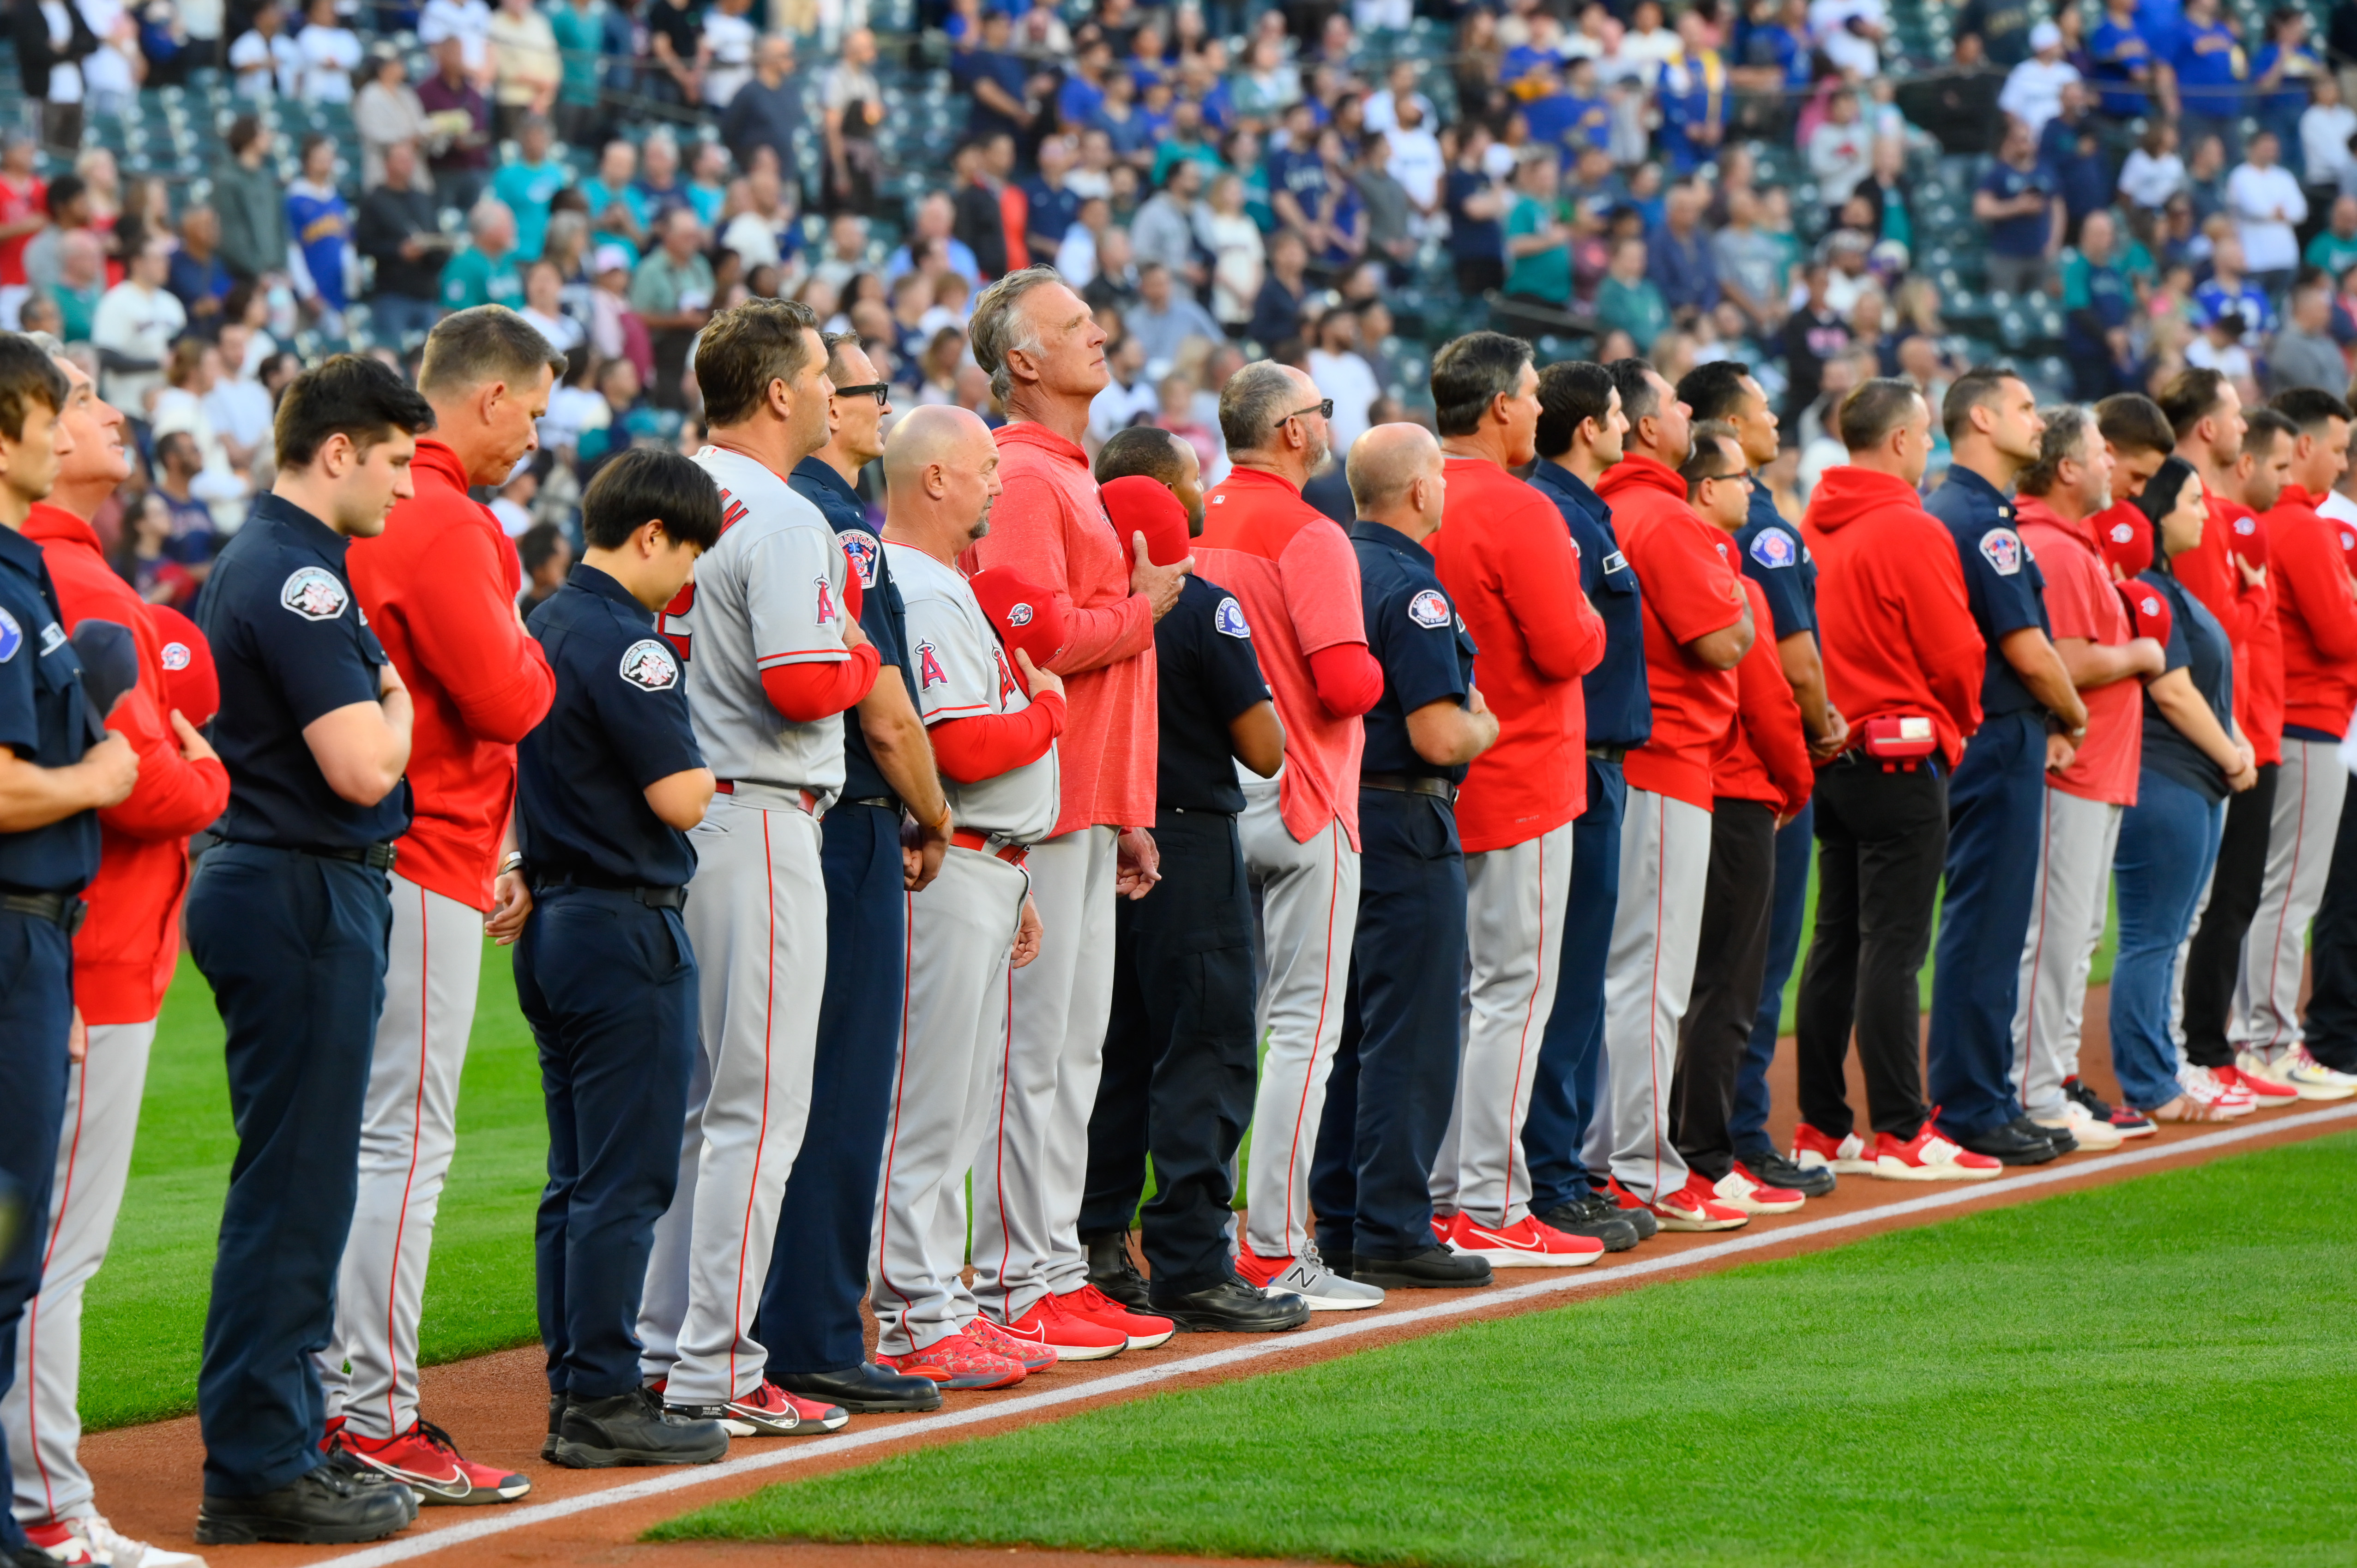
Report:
1591,788,1712,1204
2012,789,2121,1120
2237,736,2350,1051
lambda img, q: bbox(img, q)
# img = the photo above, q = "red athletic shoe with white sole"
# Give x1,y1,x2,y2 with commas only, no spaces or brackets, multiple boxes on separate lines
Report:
334,1418,531,1504
964,1311,1059,1371
993,1292,1129,1360
1062,1284,1176,1348
668,1380,849,1437
1441,1211,1605,1267
1873,1121,2002,1181
878,1330,1027,1390
1791,1123,1875,1174
1715,1166,1806,1214
1649,1175,1750,1231
2212,1063,2299,1105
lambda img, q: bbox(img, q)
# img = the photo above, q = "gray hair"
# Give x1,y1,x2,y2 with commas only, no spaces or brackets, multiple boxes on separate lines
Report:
969,264,1065,405
1217,360,1301,455
2017,403,2094,498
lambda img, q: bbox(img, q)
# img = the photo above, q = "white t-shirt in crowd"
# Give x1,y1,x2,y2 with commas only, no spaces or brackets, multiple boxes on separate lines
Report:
300,23,362,102
2226,161,2309,272
2118,149,2186,210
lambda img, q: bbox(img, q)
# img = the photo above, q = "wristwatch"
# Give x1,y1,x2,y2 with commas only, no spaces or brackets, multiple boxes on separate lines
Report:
500,851,527,878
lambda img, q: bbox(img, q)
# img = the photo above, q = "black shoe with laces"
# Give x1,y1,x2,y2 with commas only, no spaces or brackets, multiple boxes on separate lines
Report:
1947,1117,2058,1165
1533,1196,1641,1252
1149,1275,1313,1332
194,1460,416,1546
552,1386,729,1468
1084,1229,1152,1311
2016,1112,2076,1155
542,1394,566,1462
1735,1147,1836,1198
1350,1245,1494,1289
1599,1185,1660,1240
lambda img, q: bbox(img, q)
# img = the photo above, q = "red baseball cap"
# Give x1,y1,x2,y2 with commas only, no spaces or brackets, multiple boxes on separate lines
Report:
146,603,219,726
2117,580,2174,647
2224,504,2267,569
1102,475,1194,571
966,566,1066,684
2094,501,2153,581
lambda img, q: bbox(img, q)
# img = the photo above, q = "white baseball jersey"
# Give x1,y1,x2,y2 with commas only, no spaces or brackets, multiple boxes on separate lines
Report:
888,541,1060,844
670,445,856,804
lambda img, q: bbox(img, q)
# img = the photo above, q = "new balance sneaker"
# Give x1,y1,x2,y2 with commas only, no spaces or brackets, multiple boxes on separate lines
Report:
1603,1178,1662,1239
1715,1166,1806,1214
2241,1044,2357,1100
1792,1123,1875,1174
2178,1063,2255,1117
2064,1075,2154,1138
877,1330,1027,1390
1062,1284,1176,1349
75,1517,211,1568
2032,1099,2124,1152
1648,1175,1749,1231
1871,1121,2002,1181
2214,1061,2301,1106
1236,1241,1386,1308
993,1292,1128,1361
964,1311,1059,1372
1441,1211,1606,1267
334,1418,531,1504
666,1381,848,1438
1734,1146,1837,1197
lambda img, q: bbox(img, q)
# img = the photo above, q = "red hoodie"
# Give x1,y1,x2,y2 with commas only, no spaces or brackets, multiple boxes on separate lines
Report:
346,439,556,911
2258,482,2357,736
25,504,230,1023
962,421,1158,836
2178,493,2279,763
1801,466,1985,768
1596,450,1744,810
1713,575,1814,816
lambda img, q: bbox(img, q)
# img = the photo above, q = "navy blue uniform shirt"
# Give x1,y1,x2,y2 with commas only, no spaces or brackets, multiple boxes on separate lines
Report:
0,522,98,892
1528,458,1650,748
791,456,915,806
1735,480,1817,640
196,491,412,851
519,564,707,888
1924,465,2052,719
1154,573,1270,813
1351,521,1477,782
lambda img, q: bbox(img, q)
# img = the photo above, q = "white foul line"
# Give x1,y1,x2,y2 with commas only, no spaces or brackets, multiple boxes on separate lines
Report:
319,1102,2357,1567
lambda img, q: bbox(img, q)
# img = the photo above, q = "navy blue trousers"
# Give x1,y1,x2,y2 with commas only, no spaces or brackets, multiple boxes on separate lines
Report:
0,910,71,1555
1309,789,1467,1263
517,884,697,1399
1081,807,1258,1294
1730,801,1814,1155
186,845,391,1498
1520,758,1625,1212
756,802,905,1375
2304,784,2357,1073
1928,710,2046,1136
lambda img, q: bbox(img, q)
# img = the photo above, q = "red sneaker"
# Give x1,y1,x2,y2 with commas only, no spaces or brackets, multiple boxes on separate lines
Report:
964,1310,1059,1371
993,1292,1129,1361
2212,1063,2300,1105
335,1418,531,1504
1715,1166,1806,1214
1648,1174,1749,1231
1792,1123,1875,1173
1063,1283,1175,1348
1872,1120,2002,1181
21,1521,100,1566
667,1380,849,1436
878,1330,1026,1390
1441,1211,1605,1267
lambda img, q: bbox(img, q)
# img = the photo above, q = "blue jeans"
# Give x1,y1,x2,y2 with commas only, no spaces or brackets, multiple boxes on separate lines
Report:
2108,771,2225,1111
1731,800,1813,1154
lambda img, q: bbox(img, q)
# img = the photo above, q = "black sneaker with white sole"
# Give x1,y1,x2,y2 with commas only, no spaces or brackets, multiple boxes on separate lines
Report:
553,1387,729,1467
1533,1198,1641,1252
1735,1147,1836,1198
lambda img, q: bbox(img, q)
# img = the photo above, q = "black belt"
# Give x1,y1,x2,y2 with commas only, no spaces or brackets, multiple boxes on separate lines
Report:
1587,744,1629,763
533,868,687,909
838,796,896,810
1361,771,1458,803
299,841,399,871
0,890,87,933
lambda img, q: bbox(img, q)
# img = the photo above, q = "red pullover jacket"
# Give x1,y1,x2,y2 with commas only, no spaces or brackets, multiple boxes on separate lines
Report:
1713,576,1814,817
2259,483,2357,737
2177,493,2279,762
26,503,230,1023
347,439,556,910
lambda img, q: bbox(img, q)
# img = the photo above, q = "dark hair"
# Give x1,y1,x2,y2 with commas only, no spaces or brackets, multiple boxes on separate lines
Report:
0,332,70,442
1604,357,1659,425
272,354,437,468
1430,331,1531,437
2095,391,2174,455
819,328,865,385
1094,425,1191,487
418,306,568,396
2017,404,2093,498
1679,421,1742,495
2242,403,2299,457
2135,454,2200,570
226,114,264,156
2156,366,2231,442
1941,363,2023,442
694,297,823,427
1534,360,1616,459
155,428,200,470
518,520,568,574
1838,377,1927,451
1676,359,1755,424
580,447,723,551
43,174,85,219
2270,386,2354,433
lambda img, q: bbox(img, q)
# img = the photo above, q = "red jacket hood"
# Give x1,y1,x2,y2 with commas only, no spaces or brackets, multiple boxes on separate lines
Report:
995,419,1090,468
2012,494,2101,554
1802,465,1924,532
22,500,100,553
409,436,475,494
1593,449,1687,505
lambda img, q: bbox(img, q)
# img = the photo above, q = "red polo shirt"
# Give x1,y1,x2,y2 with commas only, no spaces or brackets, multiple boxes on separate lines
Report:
2016,497,2142,805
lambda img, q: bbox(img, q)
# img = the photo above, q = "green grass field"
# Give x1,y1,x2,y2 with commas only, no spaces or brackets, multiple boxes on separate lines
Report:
657,1134,2357,1568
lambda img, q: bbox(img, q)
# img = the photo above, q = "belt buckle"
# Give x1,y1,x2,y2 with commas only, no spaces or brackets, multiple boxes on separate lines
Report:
62,896,87,936
364,842,398,871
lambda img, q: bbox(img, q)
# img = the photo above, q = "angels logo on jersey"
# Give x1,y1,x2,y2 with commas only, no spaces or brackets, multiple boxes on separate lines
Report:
1408,589,1451,628
618,637,680,691
917,639,947,691
838,529,879,588
1979,528,2024,576
160,641,191,672
993,642,1020,704
814,574,840,625
281,566,349,621
714,484,749,534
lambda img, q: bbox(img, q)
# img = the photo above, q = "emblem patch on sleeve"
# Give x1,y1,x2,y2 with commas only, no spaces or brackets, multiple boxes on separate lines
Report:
1748,529,1795,568
917,640,947,690
1408,590,1451,628
618,637,681,691
1214,596,1251,637
0,607,19,661
281,566,350,621
1978,528,2024,576
838,529,880,588
814,574,840,625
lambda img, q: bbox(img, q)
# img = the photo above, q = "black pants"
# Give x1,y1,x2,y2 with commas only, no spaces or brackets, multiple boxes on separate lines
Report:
0,910,71,1560
1673,799,1778,1183
186,845,391,1498
1796,757,1947,1141
1080,808,1257,1295
2301,781,2357,1072
2181,762,2281,1069
758,802,905,1374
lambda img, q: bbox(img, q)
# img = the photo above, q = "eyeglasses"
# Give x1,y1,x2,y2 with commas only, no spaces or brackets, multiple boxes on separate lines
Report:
1274,398,1335,428
832,382,892,406
1694,470,1754,488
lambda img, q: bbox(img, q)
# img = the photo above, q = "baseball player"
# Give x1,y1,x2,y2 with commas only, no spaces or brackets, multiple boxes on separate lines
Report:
868,406,1067,1388
8,345,222,1568
645,299,874,1434
327,308,560,1503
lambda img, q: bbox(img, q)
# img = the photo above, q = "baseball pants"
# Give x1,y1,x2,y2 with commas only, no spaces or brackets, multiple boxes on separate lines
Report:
871,847,1027,1357
1671,799,1778,1186
2010,789,2122,1121
320,875,482,1440
1796,758,1946,1142
2301,784,2357,1073
640,791,826,1406
0,913,71,1562
1521,758,1625,1214
1927,710,2046,1138
2180,763,2278,1069
1592,787,1712,1205
5,1021,153,1529
2237,736,2350,1053
970,825,1117,1322
1240,776,1361,1261
1730,802,1814,1159
1431,820,1572,1227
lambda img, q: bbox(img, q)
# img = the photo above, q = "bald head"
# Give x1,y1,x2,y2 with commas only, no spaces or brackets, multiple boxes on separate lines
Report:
883,404,1003,559
1347,422,1447,541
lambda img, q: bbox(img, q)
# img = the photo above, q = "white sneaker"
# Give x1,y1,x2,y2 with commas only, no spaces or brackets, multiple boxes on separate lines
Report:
2242,1045,2357,1101
77,1516,211,1568
2034,1099,2124,1151
1260,1243,1385,1310
2177,1063,2255,1118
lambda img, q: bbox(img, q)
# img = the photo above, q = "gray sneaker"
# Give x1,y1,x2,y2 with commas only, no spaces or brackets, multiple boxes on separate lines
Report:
1260,1243,1386,1310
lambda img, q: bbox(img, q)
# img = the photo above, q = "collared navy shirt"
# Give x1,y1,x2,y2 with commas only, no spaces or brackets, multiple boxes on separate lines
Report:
0,523,98,892
197,492,412,851
518,564,706,887
1528,458,1650,748
1352,521,1477,783
1154,573,1270,813
1924,464,2051,719
790,455,914,806
1734,480,1816,640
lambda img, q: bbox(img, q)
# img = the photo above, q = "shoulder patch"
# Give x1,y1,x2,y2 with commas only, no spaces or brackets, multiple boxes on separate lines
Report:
813,573,840,625
838,528,879,588
39,620,64,655
1214,595,1251,638
1601,549,1629,576
1748,529,1796,569
1978,527,2024,576
2342,530,2355,552
1407,589,1451,629
161,640,191,671
281,565,350,621
617,637,680,691
916,639,947,690
0,606,18,662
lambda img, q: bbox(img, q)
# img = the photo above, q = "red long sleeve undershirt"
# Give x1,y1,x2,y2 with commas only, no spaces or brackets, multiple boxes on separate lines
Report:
760,643,882,722
1309,643,1385,718
931,691,1067,782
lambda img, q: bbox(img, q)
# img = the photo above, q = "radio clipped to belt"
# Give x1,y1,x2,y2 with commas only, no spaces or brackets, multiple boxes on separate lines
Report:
1860,715,1937,772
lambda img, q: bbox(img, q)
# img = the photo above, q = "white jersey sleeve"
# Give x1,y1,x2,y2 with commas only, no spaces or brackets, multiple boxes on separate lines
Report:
743,512,855,669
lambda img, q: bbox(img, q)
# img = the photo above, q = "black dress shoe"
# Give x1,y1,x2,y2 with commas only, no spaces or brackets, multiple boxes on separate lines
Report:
2016,1113,2076,1155
195,1462,416,1545
1350,1245,1494,1288
542,1393,566,1462
1735,1147,1837,1197
552,1387,729,1467
1533,1199,1641,1252
1148,1276,1313,1332
1948,1118,2057,1165
773,1361,944,1413
1084,1230,1152,1311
